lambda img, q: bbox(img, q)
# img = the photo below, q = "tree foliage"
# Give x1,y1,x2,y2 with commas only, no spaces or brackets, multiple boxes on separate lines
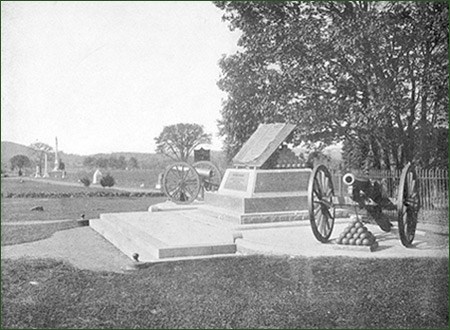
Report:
10,155,31,171
83,155,129,170
127,157,139,170
100,174,115,187
215,1,448,169
154,123,211,161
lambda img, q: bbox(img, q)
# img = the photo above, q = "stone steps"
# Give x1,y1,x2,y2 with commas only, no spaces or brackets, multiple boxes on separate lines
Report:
90,211,237,262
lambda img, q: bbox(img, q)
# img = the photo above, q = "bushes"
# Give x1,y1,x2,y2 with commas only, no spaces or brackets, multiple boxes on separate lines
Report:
80,177,91,187
100,174,115,188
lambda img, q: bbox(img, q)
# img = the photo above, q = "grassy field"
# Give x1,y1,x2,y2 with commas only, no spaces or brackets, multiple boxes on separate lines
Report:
2,256,448,329
1,178,166,222
1,196,166,223
43,168,165,189
1,178,166,245
1,196,166,245
1,177,126,195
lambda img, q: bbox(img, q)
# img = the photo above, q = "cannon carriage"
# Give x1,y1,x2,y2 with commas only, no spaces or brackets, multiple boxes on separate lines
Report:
307,163,420,247
161,160,223,204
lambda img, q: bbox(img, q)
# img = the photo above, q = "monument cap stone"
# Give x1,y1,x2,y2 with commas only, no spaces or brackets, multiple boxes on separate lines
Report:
232,123,296,168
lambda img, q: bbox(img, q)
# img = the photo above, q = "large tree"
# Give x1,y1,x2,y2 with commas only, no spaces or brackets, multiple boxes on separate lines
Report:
154,123,212,161
215,1,448,169
10,154,31,172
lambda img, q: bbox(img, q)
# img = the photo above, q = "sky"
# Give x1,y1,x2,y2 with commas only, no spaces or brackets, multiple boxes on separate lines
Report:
1,1,241,155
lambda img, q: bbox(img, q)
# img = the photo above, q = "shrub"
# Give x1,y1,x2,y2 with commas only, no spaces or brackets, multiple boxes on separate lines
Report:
80,177,91,187
100,174,115,187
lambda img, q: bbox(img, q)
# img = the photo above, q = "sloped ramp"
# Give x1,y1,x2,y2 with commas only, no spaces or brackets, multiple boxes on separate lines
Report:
90,210,237,262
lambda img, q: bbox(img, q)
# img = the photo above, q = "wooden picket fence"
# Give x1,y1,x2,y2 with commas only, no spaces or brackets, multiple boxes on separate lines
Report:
330,168,448,223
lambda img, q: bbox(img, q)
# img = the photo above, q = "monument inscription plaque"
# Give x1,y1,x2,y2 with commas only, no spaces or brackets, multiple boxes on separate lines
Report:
223,171,249,191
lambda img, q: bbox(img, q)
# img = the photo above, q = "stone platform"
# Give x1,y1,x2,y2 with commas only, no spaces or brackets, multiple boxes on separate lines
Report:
90,209,238,262
90,200,351,263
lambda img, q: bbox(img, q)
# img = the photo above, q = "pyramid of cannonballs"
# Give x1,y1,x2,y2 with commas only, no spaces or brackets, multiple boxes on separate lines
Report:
275,147,303,168
337,219,377,246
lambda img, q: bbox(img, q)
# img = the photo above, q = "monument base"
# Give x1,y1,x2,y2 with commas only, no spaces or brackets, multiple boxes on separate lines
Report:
204,191,308,214
200,167,312,225
150,201,350,226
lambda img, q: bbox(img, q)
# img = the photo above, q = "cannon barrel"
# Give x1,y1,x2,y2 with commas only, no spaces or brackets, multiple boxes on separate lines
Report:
342,172,389,208
342,173,369,186
170,165,212,179
195,167,213,179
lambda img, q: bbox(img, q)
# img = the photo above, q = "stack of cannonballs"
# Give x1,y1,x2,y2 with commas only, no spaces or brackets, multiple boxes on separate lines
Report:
274,147,303,168
336,218,377,246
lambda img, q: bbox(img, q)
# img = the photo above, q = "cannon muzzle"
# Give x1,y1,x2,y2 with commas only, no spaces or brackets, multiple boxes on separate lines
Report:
342,173,369,186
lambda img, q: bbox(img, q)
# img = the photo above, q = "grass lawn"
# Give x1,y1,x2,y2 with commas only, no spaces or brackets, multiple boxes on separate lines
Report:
1,196,166,245
37,168,164,189
1,177,166,245
1,196,166,223
2,256,448,329
1,177,126,195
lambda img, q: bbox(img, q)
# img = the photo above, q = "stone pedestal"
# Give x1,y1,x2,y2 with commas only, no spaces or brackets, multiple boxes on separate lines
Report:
42,153,49,178
34,165,40,178
204,168,312,224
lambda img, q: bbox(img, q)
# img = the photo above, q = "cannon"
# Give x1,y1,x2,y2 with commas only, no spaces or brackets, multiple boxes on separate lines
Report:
161,160,222,204
308,163,420,247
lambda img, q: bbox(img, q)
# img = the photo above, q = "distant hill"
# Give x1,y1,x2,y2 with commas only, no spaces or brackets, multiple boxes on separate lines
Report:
1,141,86,169
1,141,228,171
1,141,37,166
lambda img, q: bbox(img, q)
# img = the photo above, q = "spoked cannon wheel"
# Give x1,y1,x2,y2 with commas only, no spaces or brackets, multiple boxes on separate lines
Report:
397,163,420,247
308,165,336,243
162,162,201,204
193,161,222,193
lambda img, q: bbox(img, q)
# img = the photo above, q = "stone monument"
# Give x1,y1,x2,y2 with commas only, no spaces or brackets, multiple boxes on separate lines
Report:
93,169,102,184
42,151,49,178
204,123,311,224
53,137,60,171
31,141,52,178
34,165,40,178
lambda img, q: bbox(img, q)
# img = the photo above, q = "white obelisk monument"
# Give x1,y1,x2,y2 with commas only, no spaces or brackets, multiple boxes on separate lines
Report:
53,137,60,171
42,153,49,177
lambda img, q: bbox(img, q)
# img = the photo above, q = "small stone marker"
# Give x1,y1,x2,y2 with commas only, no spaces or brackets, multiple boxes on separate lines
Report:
93,169,102,184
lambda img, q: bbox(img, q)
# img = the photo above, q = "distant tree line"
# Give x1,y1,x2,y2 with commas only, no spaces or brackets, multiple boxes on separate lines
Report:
83,156,139,170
